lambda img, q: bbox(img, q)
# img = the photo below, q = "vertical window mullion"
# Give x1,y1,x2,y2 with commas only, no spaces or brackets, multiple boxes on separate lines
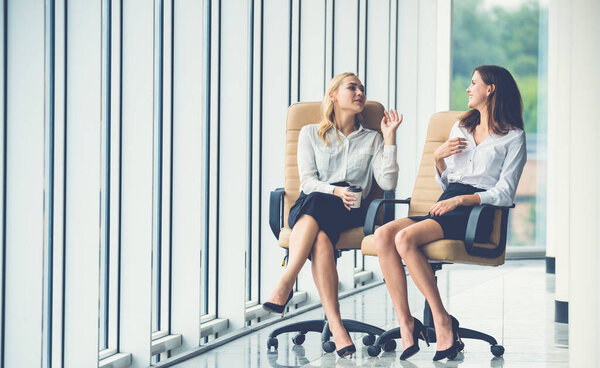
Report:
151,0,165,335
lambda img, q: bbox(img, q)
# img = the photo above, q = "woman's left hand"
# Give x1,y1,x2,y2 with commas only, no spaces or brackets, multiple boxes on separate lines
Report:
429,197,461,216
380,109,403,145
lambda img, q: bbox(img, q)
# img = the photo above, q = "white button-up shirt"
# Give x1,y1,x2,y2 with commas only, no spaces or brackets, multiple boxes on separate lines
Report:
435,121,527,207
297,124,398,197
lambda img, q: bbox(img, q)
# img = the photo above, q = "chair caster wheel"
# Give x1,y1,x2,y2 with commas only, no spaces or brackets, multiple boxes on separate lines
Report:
382,339,397,352
362,334,376,346
267,337,278,350
322,340,336,353
457,340,465,352
491,344,504,357
292,333,305,345
367,344,381,357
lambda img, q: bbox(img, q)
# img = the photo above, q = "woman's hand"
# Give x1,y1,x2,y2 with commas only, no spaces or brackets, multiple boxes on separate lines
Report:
434,137,467,161
429,197,461,216
333,187,355,211
433,137,467,174
380,109,403,145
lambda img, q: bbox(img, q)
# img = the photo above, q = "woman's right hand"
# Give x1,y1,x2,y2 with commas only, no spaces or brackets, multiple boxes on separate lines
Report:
433,137,467,175
434,137,468,161
333,187,355,211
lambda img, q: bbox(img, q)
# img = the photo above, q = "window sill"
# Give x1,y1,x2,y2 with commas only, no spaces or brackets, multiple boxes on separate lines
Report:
354,270,373,284
99,352,132,368
151,334,182,356
200,317,228,338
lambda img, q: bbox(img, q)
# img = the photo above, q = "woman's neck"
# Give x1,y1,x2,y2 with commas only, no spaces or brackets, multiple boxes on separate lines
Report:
333,107,357,136
478,107,490,133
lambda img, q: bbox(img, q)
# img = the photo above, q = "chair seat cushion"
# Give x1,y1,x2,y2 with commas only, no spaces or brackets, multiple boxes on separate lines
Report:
360,234,505,266
278,226,365,250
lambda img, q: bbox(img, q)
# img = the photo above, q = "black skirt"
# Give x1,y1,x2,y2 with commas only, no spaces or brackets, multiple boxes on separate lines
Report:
288,186,366,253
408,182,494,242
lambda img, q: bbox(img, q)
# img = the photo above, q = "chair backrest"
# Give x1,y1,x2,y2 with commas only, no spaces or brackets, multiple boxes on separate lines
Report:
409,111,503,246
283,101,386,228
408,111,463,216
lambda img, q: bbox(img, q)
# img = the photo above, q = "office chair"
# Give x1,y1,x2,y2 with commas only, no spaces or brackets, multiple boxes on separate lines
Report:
361,111,509,358
266,101,397,353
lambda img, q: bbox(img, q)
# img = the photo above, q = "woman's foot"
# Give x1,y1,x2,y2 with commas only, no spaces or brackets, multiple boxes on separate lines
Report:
433,314,454,351
330,326,354,354
265,287,292,306
432,315,460,361
399,317,428,360
398,317,416,351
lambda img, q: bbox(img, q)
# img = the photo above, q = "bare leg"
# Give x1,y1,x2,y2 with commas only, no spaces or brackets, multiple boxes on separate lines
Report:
394,219,454,351
266,214,319,305
310,231,352,350
374,218,418,350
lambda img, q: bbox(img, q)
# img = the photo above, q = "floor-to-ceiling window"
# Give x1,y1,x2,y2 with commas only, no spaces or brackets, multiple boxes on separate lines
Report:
451,0,548,250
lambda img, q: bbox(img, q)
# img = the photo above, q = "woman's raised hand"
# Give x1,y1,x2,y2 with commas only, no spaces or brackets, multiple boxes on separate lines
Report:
380,109,403,145
434,137,467,161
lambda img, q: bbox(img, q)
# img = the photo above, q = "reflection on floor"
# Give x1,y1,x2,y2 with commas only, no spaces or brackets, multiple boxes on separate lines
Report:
173,260,568,368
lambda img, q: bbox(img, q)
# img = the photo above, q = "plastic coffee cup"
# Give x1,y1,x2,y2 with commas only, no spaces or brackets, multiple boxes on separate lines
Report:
347,185,363,209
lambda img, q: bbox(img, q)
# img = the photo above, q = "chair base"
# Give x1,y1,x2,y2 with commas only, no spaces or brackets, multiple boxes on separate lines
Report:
368,263,505,358
266,318,386,353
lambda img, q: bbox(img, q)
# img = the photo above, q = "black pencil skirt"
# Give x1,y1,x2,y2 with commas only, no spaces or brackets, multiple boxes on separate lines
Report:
408,182,494,242
288,187,366,256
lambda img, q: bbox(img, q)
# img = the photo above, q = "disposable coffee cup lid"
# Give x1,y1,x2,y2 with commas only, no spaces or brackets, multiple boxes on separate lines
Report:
347,185,362,192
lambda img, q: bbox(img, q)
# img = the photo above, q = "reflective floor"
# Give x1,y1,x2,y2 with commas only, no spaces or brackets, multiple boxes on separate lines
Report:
173,260,568,367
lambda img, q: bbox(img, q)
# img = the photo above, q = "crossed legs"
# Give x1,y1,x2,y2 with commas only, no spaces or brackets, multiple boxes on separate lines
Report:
266,214,352,349
374,218,456,352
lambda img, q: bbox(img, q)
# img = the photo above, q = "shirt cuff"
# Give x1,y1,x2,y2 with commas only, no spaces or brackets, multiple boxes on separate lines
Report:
383,145,397,156
326,184,337,194
477,190,492,205
434,166,447,182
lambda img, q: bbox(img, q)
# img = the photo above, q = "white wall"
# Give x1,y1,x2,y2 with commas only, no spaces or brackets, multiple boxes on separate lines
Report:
564,0,600,365
548,0,600,365
547,0,570,314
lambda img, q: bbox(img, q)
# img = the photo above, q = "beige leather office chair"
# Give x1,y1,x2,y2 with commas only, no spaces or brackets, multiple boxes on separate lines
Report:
361,111,510,358
266,101,396,353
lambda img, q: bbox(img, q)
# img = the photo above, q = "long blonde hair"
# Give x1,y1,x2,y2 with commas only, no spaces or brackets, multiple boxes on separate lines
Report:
317,72,364,146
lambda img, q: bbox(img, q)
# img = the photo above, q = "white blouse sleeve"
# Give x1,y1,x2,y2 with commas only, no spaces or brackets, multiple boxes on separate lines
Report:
371,134,399,191
477,131,527,207
434,165,449,191
297,126,337,194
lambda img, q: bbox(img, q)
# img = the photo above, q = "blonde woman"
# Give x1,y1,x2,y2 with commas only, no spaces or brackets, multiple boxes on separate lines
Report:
263,72,401,357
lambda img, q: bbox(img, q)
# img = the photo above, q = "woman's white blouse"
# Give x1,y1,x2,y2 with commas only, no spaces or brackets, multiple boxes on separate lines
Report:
435,121,527,207
297,124,398,197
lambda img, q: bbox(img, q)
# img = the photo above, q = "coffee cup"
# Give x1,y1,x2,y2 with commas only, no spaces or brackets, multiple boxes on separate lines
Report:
347,185,363,209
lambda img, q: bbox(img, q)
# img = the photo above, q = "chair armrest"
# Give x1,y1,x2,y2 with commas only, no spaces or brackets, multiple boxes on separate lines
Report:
363,197,411,236
464,203,515,258
269,188,285,239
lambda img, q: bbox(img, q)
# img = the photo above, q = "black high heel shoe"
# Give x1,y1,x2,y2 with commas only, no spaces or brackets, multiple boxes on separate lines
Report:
262,290,293,316
336,343,356,358
399,317,429,360
433,315,460,361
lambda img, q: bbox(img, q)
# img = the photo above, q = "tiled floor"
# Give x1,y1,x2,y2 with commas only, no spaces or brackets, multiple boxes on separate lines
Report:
172,260,568,367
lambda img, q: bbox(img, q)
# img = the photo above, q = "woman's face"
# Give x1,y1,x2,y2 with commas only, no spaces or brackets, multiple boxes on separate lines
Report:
331,76,366,113
466,71,492,110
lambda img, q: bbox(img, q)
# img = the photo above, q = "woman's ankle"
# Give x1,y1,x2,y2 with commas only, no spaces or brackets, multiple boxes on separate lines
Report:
397,313,414,327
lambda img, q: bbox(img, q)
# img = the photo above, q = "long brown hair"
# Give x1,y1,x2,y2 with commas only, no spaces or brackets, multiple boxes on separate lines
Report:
317,72,364,146
460,65,524,135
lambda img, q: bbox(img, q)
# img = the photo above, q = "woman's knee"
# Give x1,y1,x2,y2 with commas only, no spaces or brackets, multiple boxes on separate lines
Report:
374,225,396,254
394,229,418,257
311,231,333,259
